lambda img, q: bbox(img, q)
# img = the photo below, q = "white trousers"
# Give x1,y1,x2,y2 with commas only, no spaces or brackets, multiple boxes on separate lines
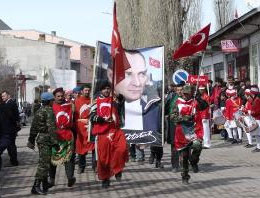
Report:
245,120,260,149
202,119,211,148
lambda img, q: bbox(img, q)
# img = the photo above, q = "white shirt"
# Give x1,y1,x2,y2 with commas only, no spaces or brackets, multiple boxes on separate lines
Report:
123,99,143,130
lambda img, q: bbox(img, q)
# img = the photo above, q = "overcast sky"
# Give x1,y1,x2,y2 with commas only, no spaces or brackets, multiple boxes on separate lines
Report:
0,0,257,46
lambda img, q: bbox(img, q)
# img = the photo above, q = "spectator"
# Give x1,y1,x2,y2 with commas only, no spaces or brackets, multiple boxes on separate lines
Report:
0,91,20,168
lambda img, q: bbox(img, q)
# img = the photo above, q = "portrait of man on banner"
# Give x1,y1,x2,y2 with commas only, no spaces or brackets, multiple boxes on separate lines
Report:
93,42,164,145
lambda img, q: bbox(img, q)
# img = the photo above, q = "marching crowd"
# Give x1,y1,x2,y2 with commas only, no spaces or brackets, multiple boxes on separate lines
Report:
164,76,260,184
0,76,260,195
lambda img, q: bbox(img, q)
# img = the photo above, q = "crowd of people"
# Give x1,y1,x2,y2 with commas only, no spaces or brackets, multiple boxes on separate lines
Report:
165,76,260,183
1,75,260,195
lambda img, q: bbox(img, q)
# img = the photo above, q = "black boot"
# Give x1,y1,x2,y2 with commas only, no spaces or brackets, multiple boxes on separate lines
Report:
155,160,164,168
47,177,55,188
101,179,110,188
77,167,85,174
181,173,190,185
115,172,122,181
149,153,155,164
191,163,199,173
31,179,46,195
68,177,76,187
42,178,49,194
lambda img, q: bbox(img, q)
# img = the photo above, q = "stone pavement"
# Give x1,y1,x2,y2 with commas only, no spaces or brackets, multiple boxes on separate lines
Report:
1,126,260,198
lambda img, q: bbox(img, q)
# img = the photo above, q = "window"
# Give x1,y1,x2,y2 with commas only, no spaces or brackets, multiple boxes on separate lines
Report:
58,47,62,59
251,43,258,84
214,62,224,80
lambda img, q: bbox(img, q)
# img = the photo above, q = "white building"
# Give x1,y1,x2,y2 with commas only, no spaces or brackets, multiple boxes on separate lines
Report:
201,7,260,87
0,34,71,103
0,30,95,85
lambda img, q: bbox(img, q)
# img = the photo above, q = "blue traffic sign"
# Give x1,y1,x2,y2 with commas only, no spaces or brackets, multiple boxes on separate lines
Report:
172,69,189,84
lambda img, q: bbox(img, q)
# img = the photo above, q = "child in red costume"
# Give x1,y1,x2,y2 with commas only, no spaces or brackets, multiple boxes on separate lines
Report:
91,82,128,188
245,86,260,152
225,89,243,144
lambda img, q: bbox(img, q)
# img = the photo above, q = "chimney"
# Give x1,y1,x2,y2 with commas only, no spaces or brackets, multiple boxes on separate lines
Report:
38,34,45,41
51,31,56,36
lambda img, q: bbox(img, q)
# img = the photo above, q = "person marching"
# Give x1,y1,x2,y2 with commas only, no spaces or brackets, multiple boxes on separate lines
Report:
171,85,208,184
49,88,76,188
166,82,185,171
198,85,211,148
74,84,95,173
90,81,128,188
27,92,57,195
245,86,260,152
242,89,254,148
225,89,243,144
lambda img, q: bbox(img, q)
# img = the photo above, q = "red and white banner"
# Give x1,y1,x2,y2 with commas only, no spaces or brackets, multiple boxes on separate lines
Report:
221,40,241,53
188,75,208,85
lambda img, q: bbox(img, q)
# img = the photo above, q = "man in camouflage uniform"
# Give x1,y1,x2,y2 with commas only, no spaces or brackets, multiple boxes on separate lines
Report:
170,85,206,184
165,82,185,171
27,92,58,195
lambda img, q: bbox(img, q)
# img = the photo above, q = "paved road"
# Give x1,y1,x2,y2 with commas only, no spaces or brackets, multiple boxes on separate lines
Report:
1,126,260,198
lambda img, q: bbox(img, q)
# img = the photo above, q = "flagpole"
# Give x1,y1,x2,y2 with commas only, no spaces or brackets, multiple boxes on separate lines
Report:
192,52,205,115
110,57,116,118
194,52,206,98
87,41,99,142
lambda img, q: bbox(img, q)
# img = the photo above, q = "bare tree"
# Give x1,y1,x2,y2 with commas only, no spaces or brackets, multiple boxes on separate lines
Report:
0,49,17,98
214,0,234,29
116,0,202,84
183,0,202,40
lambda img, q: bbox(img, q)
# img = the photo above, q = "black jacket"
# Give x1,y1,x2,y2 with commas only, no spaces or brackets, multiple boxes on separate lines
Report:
1,99,20,134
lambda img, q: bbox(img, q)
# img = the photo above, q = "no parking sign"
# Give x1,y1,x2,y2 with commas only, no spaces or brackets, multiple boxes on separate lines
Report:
172,69,189,84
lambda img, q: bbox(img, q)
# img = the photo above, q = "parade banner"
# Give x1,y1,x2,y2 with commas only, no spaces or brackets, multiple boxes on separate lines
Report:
188,75,208,85
93,41,164,145
49,68,77,90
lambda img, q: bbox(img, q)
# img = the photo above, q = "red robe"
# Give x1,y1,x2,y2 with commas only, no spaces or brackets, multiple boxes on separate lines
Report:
52,103,73,141
93,96,128,180
74,96,95,155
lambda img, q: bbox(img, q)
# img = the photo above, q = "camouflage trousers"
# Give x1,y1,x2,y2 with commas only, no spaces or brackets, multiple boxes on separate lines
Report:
179,139,202,179
35,144,52,180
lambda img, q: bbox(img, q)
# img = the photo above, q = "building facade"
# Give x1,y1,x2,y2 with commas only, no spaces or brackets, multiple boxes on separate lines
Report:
0,34,71,103
0,30,95,84
201,7,260,87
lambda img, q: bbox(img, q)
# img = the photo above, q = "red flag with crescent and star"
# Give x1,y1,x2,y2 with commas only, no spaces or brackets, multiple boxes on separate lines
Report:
173,24,211,60
111,2,130,84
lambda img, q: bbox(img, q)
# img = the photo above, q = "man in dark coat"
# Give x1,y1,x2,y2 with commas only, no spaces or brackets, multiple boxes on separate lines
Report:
0,91,20,168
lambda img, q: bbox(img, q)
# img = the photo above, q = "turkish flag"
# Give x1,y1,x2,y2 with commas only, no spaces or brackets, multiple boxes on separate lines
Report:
149,57,161,68
173,24,211,60
111,2,130,84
